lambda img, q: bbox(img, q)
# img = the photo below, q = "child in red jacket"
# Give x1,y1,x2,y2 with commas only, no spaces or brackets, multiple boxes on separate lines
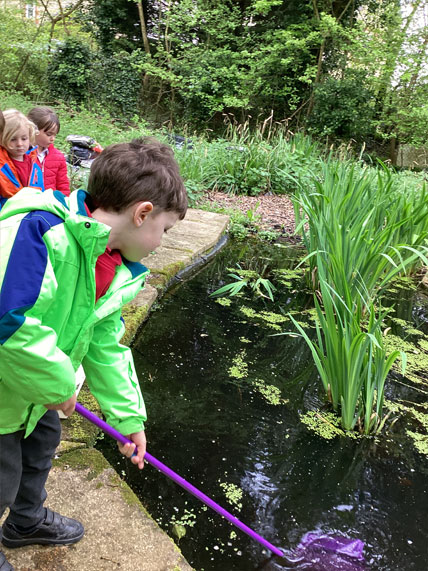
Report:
27,107,70,196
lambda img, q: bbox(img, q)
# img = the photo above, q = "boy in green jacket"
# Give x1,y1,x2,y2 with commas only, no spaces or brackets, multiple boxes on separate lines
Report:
0,138,187,571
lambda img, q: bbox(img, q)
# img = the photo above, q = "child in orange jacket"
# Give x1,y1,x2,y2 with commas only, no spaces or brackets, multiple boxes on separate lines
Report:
0,109,43,208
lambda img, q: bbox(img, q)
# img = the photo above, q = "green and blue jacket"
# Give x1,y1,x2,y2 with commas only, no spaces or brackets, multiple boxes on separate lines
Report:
0,187,148,437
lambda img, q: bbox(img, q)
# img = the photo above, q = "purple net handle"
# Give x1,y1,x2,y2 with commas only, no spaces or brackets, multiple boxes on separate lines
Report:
75,402,283,558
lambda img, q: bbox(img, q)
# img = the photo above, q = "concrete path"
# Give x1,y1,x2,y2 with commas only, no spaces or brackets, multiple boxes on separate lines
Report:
1,209,229,571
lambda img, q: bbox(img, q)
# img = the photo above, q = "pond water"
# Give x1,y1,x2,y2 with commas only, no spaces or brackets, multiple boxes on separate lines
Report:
99,240,428,571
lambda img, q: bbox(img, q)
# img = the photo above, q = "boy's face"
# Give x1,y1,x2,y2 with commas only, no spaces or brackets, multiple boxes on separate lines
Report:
6,126,30,160
36,126,58,150
120,205,179,262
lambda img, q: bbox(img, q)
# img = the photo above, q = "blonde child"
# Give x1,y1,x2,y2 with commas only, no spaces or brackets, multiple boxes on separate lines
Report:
0,109,42,206
27,106,70,196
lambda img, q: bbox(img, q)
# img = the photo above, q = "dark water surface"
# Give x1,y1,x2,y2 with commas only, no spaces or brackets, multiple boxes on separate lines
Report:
99,241,428,571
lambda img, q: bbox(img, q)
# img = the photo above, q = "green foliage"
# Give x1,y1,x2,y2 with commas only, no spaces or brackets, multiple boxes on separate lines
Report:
211,265,276,301
91,50,146,118
0,6,50,97
286,266,404,434
85,0,143,52
289,158,428,434
1,0,427,149
294,160,428,298
47,38,93,104
308,77,375,140
174,123,322,197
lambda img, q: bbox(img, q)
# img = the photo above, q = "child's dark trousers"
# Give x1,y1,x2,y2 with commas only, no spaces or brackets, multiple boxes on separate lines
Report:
0,410,61,536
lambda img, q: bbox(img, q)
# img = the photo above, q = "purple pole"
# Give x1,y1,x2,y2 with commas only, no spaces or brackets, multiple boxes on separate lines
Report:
75,402,283,558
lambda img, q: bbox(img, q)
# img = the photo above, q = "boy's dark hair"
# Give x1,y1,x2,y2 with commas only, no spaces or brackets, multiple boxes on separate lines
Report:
27,106,60,133
0,110,4,135
88,137,188,218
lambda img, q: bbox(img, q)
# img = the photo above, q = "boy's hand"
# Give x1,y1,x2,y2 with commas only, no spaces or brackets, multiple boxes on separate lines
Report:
118,430,146,470
44,393,77,416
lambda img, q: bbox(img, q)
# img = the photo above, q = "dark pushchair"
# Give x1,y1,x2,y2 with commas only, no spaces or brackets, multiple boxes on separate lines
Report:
66,135,103,169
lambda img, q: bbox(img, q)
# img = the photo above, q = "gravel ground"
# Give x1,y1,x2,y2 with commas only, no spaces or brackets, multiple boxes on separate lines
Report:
202,190,297,237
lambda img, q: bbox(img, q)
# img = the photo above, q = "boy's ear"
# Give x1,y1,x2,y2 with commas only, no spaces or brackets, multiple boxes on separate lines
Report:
133,201,153,226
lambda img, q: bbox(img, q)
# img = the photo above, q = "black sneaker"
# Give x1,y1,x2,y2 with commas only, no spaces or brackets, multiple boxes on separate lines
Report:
0,551,14,571
1,509,84,548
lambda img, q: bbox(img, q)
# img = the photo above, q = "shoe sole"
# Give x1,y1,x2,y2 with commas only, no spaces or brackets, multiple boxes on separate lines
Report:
1,530,84,548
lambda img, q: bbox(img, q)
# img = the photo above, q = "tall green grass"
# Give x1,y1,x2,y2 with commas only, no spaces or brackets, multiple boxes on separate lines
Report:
291,160,428,434
174,123,322,196
294,160,428,304
287,256,405,433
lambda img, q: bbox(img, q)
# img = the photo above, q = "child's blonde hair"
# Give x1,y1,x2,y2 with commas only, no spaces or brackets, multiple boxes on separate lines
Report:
0,109,37,149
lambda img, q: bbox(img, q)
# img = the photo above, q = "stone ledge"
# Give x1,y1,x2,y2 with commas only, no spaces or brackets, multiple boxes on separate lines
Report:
2,448,192,571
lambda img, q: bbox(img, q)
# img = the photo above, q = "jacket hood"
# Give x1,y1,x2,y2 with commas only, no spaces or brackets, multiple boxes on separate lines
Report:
0,187,110,259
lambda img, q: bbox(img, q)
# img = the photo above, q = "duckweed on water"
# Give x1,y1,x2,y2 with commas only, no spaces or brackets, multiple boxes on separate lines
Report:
417,338,428,352
410,408,428,430
384,333,428,387
300,411,359,440
388,317,424,337
388,317,410,328
301,308,319,323
226,268,258,279
239,305,289,331
391,276,419,291
228,350,249,380
239,306,257,320
215,297,232,307
384,398,428,426
170,508,197,541
406,328,424,337
219,482,243,511
406,431,428,455
258,310,288,330
171,509,197,528
384,399,428,455
271,268,305,288
252,379,288,406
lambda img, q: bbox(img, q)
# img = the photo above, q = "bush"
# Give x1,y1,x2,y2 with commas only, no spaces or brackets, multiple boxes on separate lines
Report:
307,77,375,140
0,6,50,97
47,38,93,104
92,50,145,119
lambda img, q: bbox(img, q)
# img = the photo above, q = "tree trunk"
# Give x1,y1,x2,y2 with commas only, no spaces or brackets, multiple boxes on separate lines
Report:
389,137,398,166
137,1,151,55
137,1,150,90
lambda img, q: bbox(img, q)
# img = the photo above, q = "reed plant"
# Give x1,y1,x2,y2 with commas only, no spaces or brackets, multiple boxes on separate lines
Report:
286,257,404,433
290,160,427,434
294,160,428,304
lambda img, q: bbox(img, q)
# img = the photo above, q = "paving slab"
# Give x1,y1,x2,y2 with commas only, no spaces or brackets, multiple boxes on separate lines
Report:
138,209,229,281
1,450,192,571
0,208,229,571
